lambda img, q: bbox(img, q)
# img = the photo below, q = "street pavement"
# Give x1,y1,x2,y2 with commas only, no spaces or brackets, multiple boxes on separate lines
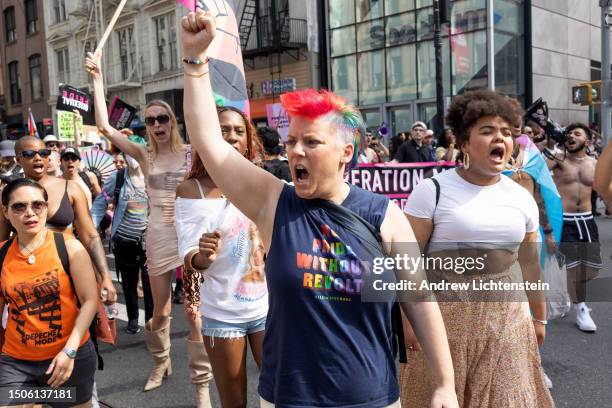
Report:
96,218,612,408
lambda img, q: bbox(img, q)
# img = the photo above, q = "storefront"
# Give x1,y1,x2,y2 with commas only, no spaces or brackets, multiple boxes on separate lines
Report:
325,0,526,135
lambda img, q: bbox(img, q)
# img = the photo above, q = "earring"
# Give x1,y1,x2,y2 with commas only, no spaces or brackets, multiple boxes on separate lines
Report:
463,152,470,170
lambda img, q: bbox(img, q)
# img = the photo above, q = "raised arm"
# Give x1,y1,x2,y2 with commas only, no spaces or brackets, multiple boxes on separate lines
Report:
180,11,283,241
85,52,147,167
594,141,612,201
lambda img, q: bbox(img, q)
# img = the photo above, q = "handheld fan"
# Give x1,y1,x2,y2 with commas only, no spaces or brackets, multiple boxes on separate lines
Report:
80,147,117,183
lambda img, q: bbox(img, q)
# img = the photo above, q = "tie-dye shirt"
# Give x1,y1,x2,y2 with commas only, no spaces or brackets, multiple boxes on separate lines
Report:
259,184,397,407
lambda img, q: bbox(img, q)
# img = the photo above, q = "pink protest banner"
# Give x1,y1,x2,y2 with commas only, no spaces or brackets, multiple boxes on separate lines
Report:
177,0,250,116
266,103,290,141
347,162,459,210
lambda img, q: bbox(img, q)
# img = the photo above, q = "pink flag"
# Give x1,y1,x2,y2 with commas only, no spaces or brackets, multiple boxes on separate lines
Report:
176,0,197,11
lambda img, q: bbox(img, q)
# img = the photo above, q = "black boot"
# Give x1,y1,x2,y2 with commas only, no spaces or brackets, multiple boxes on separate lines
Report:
173,279,184,304
126,318,141,334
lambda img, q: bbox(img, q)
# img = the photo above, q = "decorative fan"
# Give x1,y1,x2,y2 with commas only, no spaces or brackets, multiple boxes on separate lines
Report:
80,147,117,183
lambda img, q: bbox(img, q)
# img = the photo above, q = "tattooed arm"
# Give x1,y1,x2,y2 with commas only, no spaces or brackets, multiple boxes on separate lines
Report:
70,181,117,304
535,184,556,254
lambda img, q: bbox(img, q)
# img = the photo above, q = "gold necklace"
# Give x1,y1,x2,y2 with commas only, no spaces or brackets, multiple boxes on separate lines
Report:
19,230,47,265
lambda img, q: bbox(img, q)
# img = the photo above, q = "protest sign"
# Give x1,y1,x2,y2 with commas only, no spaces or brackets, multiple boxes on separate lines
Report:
56,85,95,125
266,103,290,141
57,110,83,142
347,162,458,210
108,97,137,129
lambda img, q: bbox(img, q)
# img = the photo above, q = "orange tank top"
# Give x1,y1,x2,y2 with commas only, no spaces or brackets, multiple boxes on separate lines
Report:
0,232,89,361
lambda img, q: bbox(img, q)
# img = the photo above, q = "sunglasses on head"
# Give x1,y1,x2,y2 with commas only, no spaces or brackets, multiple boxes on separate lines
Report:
10,200,48,215
145,115,170,126
20,149,51,159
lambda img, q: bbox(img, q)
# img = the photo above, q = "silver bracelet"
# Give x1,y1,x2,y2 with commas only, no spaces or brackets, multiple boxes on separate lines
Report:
532,318,548,326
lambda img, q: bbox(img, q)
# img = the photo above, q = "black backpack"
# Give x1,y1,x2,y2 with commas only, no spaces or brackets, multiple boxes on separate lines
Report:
0,232,105,369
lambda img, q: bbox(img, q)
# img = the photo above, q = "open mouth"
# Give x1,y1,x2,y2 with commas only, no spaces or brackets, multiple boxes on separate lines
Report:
489,146,505,163
294,164,310,183
24,220,38,228
154,130,166,139
32,162,44,172
566,139,577,148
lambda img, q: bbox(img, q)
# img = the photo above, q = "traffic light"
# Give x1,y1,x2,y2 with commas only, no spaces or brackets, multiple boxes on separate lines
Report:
572,81,602,105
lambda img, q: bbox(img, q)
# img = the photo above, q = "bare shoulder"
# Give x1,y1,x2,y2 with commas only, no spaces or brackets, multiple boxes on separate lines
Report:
381,200,411,241
176,179,200,199
64,234,86,254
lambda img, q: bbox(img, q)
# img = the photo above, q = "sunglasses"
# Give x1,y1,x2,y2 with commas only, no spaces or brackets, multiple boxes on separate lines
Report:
20,149,52,159
145,115,170,126
9,200,48,215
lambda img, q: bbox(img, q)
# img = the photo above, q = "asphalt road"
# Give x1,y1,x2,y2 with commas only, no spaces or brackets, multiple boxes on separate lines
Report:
96,218,612,408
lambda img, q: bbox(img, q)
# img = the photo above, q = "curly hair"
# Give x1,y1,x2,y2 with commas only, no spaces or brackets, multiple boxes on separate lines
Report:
445,90,523,147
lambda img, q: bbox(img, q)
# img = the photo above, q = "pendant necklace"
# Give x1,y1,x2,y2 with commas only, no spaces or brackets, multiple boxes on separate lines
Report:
19,231,47,265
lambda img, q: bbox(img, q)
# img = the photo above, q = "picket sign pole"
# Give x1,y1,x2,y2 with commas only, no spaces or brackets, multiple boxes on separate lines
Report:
94,0,128,55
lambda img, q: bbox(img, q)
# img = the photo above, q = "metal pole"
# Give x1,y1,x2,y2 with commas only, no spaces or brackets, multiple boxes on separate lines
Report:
486,0,495,91
433,0,444,134
601,0,611,145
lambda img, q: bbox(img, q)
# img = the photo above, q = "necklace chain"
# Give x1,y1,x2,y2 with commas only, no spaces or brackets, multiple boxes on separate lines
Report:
19,230,47,262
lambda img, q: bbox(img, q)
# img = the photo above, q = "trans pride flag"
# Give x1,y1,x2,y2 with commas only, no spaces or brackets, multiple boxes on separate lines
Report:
503,135,563,265
177,0,250,116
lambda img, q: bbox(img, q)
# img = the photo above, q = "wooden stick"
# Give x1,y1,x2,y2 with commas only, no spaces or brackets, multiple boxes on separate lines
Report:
94,0,128,55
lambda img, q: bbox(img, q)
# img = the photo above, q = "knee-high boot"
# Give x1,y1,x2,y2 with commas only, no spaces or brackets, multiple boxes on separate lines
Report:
186,339,213,407
143,319,172,391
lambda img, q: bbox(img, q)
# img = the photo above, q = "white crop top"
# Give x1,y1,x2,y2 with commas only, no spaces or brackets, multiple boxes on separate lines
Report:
404,169,539,246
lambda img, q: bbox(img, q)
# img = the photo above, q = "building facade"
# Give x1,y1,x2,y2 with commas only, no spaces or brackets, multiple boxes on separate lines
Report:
43,0,186,135
0,0,52,138
324,0,607,136
237,0,320,125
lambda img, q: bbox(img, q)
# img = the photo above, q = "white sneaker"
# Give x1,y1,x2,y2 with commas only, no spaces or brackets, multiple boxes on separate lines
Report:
576,303,597,332
542,369,553,389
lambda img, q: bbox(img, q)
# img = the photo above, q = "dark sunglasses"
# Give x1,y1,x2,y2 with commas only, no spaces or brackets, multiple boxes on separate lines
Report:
10,200,48,215
20,149,52,159
145,115,170,126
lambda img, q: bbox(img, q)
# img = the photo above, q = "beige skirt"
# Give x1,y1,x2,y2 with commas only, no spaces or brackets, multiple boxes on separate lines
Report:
400,266,555,407
145,224,182,276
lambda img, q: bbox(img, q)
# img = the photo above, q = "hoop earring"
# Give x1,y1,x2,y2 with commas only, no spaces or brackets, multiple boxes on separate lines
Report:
463,152,470,170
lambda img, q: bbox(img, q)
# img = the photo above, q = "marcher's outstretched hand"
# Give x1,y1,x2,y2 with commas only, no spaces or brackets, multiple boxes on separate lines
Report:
85,52,102,81
181,10,216,61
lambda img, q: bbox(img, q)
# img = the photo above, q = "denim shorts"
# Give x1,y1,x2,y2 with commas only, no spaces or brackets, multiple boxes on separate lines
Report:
201,315,266,339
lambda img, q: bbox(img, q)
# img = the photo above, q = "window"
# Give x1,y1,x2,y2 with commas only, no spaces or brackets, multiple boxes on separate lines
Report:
387,44,417,101
116,26,136,80
29,54,43,100
8,61,21,105
155,13,177,72
358,50,386,105
330,0,355,28
25,0,38,34
4,7,16,43
331,55,357,104
56,48,70,84
53,0,66,23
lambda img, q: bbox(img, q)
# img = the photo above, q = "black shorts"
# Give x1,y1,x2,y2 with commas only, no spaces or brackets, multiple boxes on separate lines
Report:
559,212,602,271
0,340,96,407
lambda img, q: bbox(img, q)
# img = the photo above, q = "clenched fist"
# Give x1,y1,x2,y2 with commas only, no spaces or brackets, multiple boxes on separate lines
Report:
181,10,216,62
198,229,222,266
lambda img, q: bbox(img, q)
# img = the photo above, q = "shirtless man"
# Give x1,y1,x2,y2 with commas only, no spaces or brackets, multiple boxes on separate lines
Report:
2,136,117,304
548,123,600,332
60,146,101,209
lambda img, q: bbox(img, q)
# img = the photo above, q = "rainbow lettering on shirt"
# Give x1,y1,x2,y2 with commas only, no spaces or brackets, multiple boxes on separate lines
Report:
297,224,366,300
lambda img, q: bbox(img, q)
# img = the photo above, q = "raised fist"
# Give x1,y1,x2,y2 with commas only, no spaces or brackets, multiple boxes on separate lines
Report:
181,10,216,61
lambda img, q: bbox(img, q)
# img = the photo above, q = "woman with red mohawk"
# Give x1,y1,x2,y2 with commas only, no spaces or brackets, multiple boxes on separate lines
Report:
180,10,458,408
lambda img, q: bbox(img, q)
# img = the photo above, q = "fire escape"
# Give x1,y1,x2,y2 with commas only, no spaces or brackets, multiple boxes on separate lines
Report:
238,0,307,97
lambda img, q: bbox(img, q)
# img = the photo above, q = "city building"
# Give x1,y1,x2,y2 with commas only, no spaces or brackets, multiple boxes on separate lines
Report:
323,0,608,136
237,0,320,125
43,0,186,135
0,0,52,139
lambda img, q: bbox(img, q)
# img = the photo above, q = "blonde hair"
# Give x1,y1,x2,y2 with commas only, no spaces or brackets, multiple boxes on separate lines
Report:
144,100,184,160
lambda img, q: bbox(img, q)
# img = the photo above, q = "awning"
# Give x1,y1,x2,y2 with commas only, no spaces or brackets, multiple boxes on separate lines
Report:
249,97,282,120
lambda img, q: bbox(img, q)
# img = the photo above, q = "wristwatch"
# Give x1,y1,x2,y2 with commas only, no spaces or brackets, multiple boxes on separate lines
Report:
62,348,77,359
